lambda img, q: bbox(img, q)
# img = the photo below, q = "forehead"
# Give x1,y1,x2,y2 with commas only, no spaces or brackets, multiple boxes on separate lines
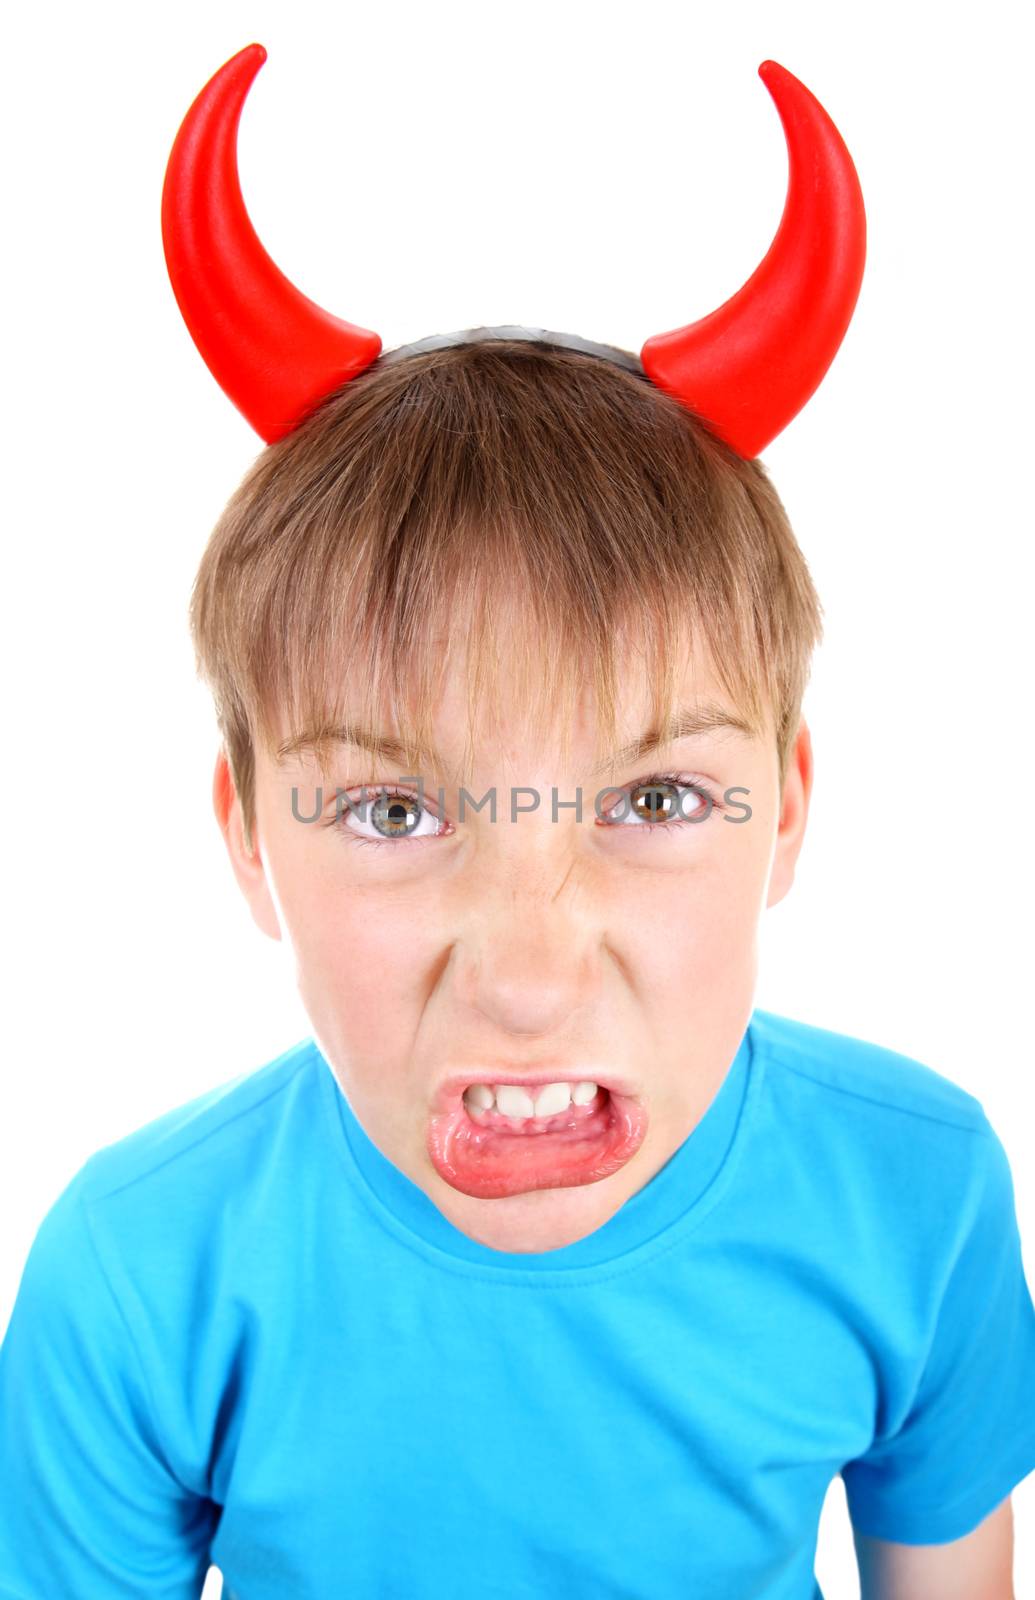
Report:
425,631,735,739
266,623,761,783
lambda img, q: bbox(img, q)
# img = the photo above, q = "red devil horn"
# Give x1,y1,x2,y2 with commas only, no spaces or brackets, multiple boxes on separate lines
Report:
161,44,382,444
640,61,866,459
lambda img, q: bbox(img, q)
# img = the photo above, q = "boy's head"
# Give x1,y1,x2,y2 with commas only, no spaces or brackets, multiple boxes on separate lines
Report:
193,335,817,1253
165,45,862,1251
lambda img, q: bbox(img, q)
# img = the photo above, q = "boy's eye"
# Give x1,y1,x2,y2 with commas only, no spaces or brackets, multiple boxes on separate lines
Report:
598,774,719,829
327,772,723,850
333,786,445,847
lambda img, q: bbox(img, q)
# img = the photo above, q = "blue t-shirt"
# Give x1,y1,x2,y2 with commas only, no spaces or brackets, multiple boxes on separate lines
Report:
2,1009,1034,1599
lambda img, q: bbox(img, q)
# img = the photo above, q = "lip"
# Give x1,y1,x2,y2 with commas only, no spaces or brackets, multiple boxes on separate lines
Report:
430,1068,644,1117
426,1067,650,1200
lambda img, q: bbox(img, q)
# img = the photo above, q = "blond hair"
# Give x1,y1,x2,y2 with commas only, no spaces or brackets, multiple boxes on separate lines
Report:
189,338,823,853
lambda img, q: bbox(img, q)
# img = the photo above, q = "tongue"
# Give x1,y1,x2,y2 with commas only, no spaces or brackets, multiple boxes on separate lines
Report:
426,1088,648,1200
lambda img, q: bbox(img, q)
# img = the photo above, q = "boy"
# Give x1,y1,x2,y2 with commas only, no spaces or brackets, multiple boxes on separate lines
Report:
1,42,1033,1600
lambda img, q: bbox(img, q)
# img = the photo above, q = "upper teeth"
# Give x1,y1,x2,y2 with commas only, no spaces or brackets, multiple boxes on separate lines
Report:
464,1080,600,1118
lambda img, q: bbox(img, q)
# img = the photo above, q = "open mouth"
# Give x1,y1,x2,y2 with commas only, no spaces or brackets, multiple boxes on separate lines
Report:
426,1076,649,1201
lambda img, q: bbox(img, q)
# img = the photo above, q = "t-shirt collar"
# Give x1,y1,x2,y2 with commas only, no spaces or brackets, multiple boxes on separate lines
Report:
316,1018,758,1276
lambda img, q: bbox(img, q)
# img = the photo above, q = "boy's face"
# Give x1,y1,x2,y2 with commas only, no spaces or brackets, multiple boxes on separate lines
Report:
216,638,812,1254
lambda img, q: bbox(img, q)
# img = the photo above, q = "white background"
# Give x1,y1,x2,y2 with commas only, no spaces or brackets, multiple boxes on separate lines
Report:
2,1,1032,1594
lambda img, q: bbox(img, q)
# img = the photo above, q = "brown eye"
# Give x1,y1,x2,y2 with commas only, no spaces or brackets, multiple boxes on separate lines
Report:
630,781,682,822
602,774,716,828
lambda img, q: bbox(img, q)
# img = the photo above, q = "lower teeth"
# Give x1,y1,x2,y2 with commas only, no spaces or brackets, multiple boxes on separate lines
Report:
463,1090,605,1134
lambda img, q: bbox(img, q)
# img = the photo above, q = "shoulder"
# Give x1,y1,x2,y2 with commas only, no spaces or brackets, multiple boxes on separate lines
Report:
748,1007,989,1136
1,1042,325,1514
19,1036,329,1361
744,1011,1017,1307
71,1035,323,1212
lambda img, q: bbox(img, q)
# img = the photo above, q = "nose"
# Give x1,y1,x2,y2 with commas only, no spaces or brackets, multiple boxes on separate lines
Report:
452,855,606,1039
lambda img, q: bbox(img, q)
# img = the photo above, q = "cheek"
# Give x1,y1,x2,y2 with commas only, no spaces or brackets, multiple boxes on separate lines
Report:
293,887,426,974
285,870,442,1053
617,829,770,991
629,876,755,989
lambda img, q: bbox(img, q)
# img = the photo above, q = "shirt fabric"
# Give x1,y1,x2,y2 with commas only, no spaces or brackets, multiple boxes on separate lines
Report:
2,1008,1034,1599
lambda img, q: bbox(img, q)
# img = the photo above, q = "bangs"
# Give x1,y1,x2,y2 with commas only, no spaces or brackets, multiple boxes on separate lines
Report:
190,339,820,841
257,517,770,792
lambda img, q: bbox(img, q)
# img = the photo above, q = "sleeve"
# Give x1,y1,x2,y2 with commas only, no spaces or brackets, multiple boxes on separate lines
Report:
841,1117,1035,1545
0,1163,219,1598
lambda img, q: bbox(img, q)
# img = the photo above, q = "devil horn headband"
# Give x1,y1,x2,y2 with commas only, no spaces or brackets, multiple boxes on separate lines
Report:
161,44,865,458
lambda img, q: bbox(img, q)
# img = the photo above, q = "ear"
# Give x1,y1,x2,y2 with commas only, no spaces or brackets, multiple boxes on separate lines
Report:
212,747,282,941
766,718,814,910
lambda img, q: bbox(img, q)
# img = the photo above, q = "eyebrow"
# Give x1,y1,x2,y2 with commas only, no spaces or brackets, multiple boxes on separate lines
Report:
275,701,755,776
